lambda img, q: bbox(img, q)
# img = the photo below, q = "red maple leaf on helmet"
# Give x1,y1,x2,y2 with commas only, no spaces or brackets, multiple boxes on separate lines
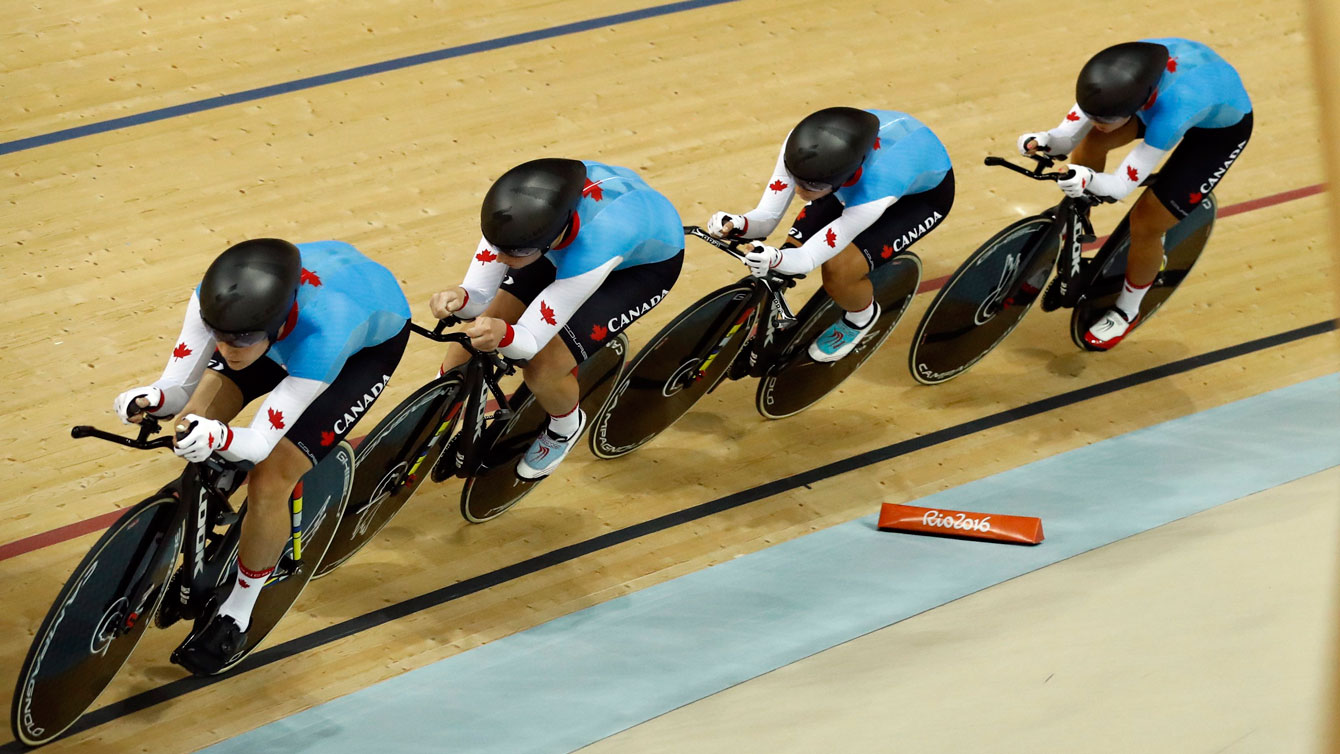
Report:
172,342,192,360
881,244,894,259
476,248,498,263
590,323,608,341
769,179,788,193
320,430,335,447
267,408,285,430
300,268,322,287
824,228,837,248
1066,110,1081,122
540,300,557,325
582,179,603,201
873,136,881,150
1126,166,1139,182
1167,58,1178,72
1189,191,1203,204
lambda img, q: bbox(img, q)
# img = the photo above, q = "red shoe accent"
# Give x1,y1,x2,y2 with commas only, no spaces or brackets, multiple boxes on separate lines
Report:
1083,314,1140,351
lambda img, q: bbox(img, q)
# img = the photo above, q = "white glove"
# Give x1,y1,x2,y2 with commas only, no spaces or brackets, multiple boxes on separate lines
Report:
114,386,165,424
173,414,230,463
743,242,782,277
1057,166,1096,198
1017,132,1051,156
707,212,748,238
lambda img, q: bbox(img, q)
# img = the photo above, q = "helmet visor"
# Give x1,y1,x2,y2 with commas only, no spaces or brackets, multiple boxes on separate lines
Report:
1084,110,1130,125
209,327,269,347
794,177,836,193
498,245,545,259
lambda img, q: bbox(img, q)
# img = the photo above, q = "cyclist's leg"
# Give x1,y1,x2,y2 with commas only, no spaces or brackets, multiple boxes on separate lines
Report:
177,368,244,423
439,291,526,374
1069,117,1141,171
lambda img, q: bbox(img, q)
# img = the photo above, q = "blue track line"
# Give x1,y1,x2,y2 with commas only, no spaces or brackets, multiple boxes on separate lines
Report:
0,0,740,157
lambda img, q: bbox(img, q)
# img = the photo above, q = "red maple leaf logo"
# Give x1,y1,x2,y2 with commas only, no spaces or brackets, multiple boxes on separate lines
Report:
769,179,789,192
1167,58,1177,72
172,342,192,360
797,207,807,219
1126,165,1139,182
824,228,837,248
881,244,894,259
320,430,335,446
873,136,881,150
540,300,557,325
267,408,285,430
590,323,608,341
582,179,603,201
300,268,322,287
1189,191,1203,204
238,580,252,589
476,249,498,263
1066,110,1081,122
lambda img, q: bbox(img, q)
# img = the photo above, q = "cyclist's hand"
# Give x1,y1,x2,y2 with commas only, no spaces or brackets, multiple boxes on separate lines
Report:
464,317,507,352
173,414,230,463
1017,132,1051,156
429,288,468,320
1057,166,1095,198
707,212,746,238
114,386,164,424
744,242,782,277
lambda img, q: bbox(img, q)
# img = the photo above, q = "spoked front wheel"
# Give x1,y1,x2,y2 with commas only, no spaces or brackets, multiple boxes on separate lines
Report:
460,333,629,523
1070,194,1217,349
756,253,922,419
12,494,182,747
588,283,759,460
908,215,1058,384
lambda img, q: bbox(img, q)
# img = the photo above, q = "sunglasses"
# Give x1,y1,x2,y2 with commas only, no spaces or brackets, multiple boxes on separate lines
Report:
209,328,270,347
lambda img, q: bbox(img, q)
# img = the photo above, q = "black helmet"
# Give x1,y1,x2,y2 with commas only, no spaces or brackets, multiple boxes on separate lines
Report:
783,107,880,190
1076,42,1169,121
199,238,302,344
480,158,587,252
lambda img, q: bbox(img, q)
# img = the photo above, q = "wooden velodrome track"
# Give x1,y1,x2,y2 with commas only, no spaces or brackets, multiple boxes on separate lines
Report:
3,0,1337,750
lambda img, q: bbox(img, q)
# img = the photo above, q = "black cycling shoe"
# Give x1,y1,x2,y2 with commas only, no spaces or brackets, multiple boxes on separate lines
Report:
430,432,463,483
172,609,248,676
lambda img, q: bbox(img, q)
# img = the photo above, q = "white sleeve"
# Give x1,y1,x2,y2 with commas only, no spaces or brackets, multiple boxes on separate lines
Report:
456,238,510,319
740,141,797,240
218,375,329,464
150,291,216,416
1044,105,1095,155
499,258,619,361
772,197,896,276
1085,142,1169,201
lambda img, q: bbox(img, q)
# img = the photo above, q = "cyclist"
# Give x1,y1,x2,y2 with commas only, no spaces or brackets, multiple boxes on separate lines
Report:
429,158,683,480
1018,38,1252,349
113,238,411,674
705,106,954,362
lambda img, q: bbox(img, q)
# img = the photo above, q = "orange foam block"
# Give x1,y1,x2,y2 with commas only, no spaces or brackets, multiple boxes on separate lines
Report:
877,503,1044,545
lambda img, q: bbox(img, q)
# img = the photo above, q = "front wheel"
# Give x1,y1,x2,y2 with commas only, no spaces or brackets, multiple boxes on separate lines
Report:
908,215,1057,385
756,253,922,419
12,494,182,747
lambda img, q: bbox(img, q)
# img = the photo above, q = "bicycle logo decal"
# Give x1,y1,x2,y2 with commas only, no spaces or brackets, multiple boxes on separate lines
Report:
355,461,408,537
974,251,1020,325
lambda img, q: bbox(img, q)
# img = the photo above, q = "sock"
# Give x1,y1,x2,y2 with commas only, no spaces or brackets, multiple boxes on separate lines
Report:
548,404,581,439
217,560,274,631
1115,276,1152,320
844,298,877,328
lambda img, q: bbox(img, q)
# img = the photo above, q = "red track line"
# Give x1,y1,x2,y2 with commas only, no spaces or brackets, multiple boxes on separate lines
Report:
0,182,1326,564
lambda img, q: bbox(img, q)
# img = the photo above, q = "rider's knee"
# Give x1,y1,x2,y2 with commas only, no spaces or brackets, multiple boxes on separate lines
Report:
524,343,577,384
1130,192,1177,238
246,458,302,516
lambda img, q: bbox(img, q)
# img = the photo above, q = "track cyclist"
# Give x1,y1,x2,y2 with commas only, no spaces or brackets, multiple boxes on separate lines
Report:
1018,38,1252,349
113,238,411,673
429,158,683,480
706,106,954,362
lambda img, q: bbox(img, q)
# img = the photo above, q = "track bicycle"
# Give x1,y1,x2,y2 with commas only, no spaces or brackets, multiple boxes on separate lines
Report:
908,154,1216,384
12,412,352,747
589,225,921,459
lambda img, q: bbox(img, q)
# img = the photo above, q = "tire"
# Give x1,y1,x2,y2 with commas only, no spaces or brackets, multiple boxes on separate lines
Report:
460,334,629,523
314,378,466,578
1071,193,1217,349
908,216,1058,385
588,284,758,459
754,254,921,419
12,495,182,747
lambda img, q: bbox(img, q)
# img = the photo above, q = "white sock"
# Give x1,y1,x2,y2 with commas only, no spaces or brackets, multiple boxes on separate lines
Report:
548,404,581,439
217,560,274,631
844,298,876,328
1115,276,1152,320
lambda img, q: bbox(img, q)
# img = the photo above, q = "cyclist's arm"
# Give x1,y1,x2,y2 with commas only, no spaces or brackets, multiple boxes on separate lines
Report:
1084,141,1168,200
498,258,620,360
456,238,510,319
1042,105,1095,155
216,376,329,464
150,291,217,416
739,142,797,239
770,197,895,275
